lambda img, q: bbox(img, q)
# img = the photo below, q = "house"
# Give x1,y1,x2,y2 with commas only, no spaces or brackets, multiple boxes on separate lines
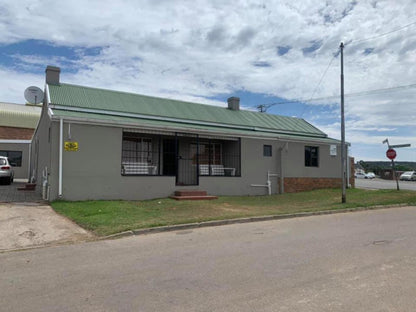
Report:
0,102,41,180
31,66,351,201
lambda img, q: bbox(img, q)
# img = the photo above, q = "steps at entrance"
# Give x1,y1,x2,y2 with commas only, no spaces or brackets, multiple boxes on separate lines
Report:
170,190,218,200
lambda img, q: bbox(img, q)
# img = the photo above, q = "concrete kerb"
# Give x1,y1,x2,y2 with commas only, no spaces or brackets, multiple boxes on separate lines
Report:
100,203,410,240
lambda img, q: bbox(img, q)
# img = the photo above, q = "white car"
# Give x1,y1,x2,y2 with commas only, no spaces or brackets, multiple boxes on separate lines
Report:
399,171,416,181
365,172,376,179
355,172,366,179
0,156,14,185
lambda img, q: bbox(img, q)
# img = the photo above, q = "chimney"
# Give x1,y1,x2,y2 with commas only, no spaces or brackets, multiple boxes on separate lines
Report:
45,66,61,85
227,97,240,111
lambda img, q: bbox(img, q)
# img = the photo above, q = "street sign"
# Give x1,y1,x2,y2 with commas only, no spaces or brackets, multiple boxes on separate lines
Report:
386,148,396,160
390,144,411,148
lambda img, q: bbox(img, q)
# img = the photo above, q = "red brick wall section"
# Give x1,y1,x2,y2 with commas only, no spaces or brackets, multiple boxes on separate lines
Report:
349,157,355,188
284,177,342,193
0,126,34,140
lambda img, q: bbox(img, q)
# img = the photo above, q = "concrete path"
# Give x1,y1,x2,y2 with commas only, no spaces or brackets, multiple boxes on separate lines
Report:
0,202,93,251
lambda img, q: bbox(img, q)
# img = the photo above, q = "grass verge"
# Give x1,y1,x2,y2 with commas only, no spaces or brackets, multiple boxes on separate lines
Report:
51,188,416,236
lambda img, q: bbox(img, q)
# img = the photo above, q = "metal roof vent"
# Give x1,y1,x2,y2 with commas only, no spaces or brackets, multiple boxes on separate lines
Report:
45,66,61,85
227,97,240,111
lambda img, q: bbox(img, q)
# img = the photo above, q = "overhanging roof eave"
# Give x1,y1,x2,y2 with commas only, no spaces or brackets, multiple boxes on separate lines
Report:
49,106,328,139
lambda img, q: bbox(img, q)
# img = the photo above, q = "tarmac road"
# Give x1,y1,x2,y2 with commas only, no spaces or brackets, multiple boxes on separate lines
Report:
1,206,416,311
355,177,416,191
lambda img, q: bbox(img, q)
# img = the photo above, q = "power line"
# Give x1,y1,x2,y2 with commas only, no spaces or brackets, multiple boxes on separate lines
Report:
255,83,416,111
258,51,339,112
299,52,338,117
256,21,416,113
346,20,416,46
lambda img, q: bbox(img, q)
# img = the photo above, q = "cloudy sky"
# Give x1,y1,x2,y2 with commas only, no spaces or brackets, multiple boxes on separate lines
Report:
1,0,415,161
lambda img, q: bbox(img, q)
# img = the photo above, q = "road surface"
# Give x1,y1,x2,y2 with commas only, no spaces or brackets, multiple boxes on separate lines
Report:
355,177,416,191
1,206,416,311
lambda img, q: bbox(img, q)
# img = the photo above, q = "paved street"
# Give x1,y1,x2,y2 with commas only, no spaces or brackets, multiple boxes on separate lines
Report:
1,206,416,311
355,178,416,191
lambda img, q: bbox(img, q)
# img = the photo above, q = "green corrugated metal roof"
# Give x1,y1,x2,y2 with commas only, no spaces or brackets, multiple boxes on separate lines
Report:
48,83,329,139
51,109,341,145
0,102,41,128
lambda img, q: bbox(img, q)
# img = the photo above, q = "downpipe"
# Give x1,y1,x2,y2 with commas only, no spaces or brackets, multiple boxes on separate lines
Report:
42,167,49,200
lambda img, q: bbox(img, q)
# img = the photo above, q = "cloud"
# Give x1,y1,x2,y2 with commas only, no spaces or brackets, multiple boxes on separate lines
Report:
0,0,415,160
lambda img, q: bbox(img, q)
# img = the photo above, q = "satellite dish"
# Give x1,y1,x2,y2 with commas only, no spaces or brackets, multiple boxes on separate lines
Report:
24,86,44,104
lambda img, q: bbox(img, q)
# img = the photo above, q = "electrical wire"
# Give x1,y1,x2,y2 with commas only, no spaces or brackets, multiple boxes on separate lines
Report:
255,83,416,111
257,20,416,113
299,52,338,117
257,50,339,112
346,20,416,46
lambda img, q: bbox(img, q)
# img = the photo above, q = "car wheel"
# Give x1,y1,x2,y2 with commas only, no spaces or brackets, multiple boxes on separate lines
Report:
5,177,12,185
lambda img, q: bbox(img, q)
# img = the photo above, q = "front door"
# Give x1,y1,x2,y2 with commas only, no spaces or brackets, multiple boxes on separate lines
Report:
176,134,198,186
162,139,176,176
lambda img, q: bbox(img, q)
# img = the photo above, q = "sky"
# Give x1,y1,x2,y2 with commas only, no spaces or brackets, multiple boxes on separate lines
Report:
0,0,415,162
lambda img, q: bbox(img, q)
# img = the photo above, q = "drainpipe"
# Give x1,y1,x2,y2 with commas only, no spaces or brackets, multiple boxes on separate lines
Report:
278,147,284,194
59,118,63,197
279,142,288,194
28,142,32,183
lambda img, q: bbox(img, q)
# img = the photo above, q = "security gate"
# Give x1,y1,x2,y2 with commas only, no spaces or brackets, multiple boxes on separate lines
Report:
176,133,198,186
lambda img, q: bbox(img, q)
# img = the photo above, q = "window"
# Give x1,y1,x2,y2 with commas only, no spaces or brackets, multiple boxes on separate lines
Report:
121,132,156,175
191,142,222,165
0,151,22,167
189,140,240,177
263,145,272,157
305,146,319,167
122,134,152,163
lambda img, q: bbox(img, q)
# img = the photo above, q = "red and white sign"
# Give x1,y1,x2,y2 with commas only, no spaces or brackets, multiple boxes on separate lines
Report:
386,148,396,160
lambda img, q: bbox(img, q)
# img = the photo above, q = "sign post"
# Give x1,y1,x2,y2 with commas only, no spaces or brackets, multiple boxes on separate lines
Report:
382,139,411,191
386,148,399,190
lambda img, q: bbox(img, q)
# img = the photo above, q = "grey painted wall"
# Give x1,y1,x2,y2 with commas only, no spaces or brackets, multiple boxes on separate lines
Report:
283,142,341,178
30,102,53,193
41,121,342,201
0,142,30,179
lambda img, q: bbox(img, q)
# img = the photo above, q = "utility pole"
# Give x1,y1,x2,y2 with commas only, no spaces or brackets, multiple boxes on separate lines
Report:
340,42,346,203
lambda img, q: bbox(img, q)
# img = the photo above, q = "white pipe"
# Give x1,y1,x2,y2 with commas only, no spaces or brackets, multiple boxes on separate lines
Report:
251,171,279,196
59,118,63,197
278,147,284,194
28,142,32,183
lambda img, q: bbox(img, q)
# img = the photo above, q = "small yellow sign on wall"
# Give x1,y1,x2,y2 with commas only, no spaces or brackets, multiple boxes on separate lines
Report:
64,141,79,151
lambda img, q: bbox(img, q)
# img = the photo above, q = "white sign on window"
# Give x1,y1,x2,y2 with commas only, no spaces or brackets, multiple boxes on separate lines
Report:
330,145,337,156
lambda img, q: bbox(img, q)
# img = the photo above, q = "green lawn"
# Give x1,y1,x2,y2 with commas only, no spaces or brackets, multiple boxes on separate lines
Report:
51,188,416,236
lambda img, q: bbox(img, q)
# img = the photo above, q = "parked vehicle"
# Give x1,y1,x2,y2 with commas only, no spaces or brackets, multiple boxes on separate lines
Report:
399,171,416,181
365,172,376,179
355,172,366,179
0,156,14,185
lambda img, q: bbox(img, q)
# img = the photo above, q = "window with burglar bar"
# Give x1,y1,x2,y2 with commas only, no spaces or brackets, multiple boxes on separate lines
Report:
305,146,319,167
190,141,240,176
122,132,157,175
